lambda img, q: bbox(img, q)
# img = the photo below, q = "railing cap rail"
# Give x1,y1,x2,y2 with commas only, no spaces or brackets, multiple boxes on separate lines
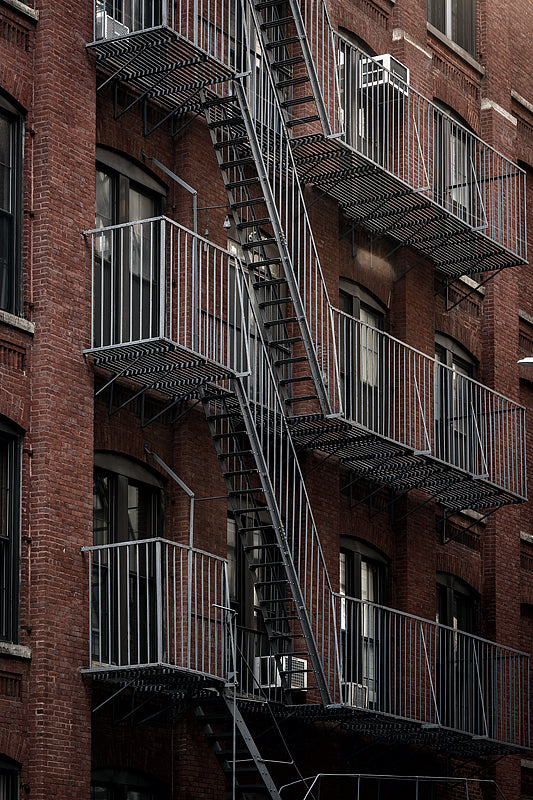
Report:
333,590,530,657
332,304,526,410
82,536,229,564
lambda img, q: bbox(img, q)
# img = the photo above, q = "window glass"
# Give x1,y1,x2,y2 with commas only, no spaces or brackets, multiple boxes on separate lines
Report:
0,101,22,316
0,425,20,643
428,0,476,56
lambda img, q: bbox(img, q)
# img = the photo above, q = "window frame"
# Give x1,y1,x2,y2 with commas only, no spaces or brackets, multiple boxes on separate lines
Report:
0,756,20,800
427,0,476,56
0,419,21,644
0,95,24,317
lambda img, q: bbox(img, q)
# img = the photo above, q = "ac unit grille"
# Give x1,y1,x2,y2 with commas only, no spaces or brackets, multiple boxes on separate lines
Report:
254,655,308,690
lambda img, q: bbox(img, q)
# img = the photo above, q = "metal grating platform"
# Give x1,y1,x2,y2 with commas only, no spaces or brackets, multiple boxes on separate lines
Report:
87,27,233,115
237,700,526,758
290,415,524,512
293,136,527,280
83,664,225,698
85,338,234,400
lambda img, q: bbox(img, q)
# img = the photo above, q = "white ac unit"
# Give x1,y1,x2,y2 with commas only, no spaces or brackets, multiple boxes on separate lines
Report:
359,54,410,96
342,681,370,708
96,10,130,40
254,655,308,690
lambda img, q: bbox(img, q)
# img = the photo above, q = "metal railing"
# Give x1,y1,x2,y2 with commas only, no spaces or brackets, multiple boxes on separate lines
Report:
92,0,247,73
85,217,250,373
336,35,527,261
280,774,509,799
84,538,231,679
332,594,529,747
333,307,527,498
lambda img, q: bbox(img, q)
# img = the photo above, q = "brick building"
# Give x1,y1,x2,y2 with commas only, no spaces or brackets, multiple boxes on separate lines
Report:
1,0,533,796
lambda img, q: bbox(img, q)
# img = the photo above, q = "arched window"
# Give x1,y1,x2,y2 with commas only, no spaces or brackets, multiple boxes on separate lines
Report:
433,102,476,225
0,755,20,800
92,454,164,666
0,94,23,316
94,149,167,346
0,417,22,644
339,539,389,709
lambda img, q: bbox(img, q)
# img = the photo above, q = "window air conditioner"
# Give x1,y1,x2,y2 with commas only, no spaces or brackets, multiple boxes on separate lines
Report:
96,11,130,40
254,655,308,690
359,54,410,96
342,681,370,708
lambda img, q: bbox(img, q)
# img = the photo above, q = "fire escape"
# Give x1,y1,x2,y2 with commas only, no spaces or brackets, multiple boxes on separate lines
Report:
83,1,530,797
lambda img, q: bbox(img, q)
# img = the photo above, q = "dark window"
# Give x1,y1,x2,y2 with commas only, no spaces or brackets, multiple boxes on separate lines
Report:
0,756,19,800
0,421,21,644
92,457,164,665
434,334,478,473
428,0,476,56
436,573,480,732
339,541,389,709
94,152,165,347
433,104,476,225
91,768,161,800
338,281,387,433
0,98,23,316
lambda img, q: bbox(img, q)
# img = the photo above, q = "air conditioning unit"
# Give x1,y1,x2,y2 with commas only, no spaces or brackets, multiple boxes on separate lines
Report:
254,655,308,690
359,54,410,96
96,10,130,40
342,682,370,708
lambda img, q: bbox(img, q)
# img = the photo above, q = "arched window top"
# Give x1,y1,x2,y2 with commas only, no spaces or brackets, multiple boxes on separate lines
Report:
96,146,167,197
339,279,388,329
435,332,477,373
337,29,375,56
94,451,163,488
436,572,479,633
340,538,389,604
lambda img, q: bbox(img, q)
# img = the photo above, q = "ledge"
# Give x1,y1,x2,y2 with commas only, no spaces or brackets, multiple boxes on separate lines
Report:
427,22,484,75
0,0,39,21
0,309,35,335
512,90,533,117
0,641,31,660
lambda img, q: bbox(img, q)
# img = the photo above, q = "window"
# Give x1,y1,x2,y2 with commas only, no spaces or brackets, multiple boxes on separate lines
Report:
338,281,387,432
339,540,389,709
97,0,162,35
436,573,480,732
428,0,475,56
0,420,21,644
94,150,166,347
0,97,23,317
434,334,479,473
433,103,476,225
92,768,162,799
0,757,19,800
92,455,164,665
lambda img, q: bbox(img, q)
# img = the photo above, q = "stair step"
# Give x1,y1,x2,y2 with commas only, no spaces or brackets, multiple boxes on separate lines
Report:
264,316,298,327
220,449,253,458
244,542,279,552
207,412,238,421
225,469,259,477
258,297,293,308
230,487,264,496
219,157,255,169
252,277,287,288
260,16,294,29
264,36,300,50
285,395,319,403
231,197,267,210
277,74,311,90
254,579,289,586
237,218,272,229
208,116,244,130
248,257,282,268
269,336,302,346
274,355,307,366
255,0,288,9
203,93,238,108
242,237,277,249
281,95,315,108
213,135,249,149
249,560,284,569
272,55,305,69
239,523,274,532
226,177,261,190
286,114,321,127
279,375,314,385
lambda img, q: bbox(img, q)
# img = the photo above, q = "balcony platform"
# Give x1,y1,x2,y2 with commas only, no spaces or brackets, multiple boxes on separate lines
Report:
293,136,526,281
237,699,526,758
83,664,225,699
85,338,235,401
290,415,525,512
87,26,233,116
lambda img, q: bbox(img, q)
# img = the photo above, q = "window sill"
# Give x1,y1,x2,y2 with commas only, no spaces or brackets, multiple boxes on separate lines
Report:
0,0,39,21
0,309,35,335
427,22,484,75
0,641,31,660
